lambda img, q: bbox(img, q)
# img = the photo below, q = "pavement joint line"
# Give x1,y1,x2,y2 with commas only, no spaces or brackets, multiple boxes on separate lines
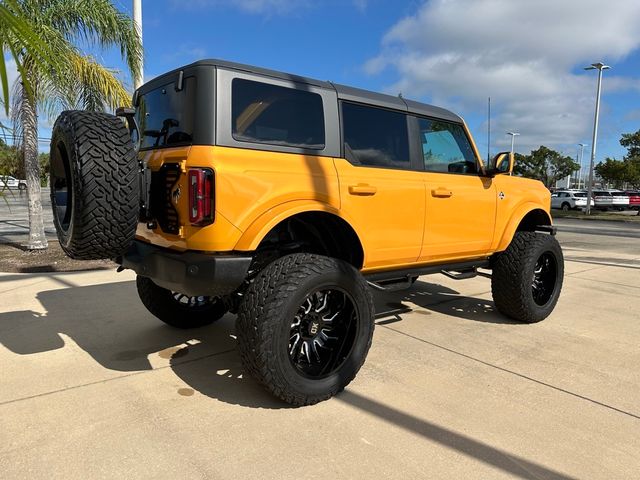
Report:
564,258,640,270
568,276,640,290
0,347,237,408
0,278,50,295
380,325,640,421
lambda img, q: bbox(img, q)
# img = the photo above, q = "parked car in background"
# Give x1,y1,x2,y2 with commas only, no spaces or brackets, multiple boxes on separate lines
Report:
0,175,27,190
592,190,614,210
551,190,593,211
608,190,630,210
624,191,640,210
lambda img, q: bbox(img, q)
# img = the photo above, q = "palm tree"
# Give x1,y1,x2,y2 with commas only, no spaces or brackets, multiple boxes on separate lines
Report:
1,0,58,115
6,0,142,249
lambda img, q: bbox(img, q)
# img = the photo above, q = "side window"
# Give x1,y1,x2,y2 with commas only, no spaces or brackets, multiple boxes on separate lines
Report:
231,78,325,149
342,102,410,169
418,118,478,174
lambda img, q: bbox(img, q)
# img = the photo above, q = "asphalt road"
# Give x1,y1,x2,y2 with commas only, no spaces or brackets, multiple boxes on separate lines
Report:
1,205,640,479
0,189,55,243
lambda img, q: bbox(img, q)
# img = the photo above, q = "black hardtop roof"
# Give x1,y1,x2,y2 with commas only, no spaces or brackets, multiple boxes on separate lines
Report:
142,58,463,124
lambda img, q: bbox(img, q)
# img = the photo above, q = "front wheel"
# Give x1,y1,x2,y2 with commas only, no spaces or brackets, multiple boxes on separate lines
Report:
136,276,229,328
491,232,564,323
236,253,374,406
561,203,570,212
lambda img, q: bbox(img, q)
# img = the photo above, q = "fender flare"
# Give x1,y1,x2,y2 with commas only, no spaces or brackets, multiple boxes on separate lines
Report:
233,200,364,253
494,203,552,252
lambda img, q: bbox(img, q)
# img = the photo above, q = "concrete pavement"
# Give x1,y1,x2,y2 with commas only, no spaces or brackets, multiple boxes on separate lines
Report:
1,222,639,479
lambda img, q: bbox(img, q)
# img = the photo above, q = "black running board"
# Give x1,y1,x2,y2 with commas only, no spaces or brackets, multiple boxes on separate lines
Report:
365,259,491,291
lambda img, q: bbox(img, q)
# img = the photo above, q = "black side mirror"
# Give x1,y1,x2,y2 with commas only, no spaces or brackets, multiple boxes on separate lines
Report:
486,151,514,176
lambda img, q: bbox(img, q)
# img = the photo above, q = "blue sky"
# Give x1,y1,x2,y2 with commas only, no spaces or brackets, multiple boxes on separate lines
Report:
6,0,640,166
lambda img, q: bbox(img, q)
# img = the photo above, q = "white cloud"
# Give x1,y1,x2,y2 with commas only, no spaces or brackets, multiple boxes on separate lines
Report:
352,0,368,12
366,0,640,152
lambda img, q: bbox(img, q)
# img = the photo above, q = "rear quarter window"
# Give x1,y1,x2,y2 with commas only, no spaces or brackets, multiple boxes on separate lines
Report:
231,78,325,149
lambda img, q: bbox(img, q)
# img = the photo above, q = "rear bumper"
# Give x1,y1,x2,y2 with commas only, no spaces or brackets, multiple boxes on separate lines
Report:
117,240,252,297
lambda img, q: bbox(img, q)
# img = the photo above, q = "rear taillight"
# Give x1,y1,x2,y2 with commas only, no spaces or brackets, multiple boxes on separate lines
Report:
188,168,214,226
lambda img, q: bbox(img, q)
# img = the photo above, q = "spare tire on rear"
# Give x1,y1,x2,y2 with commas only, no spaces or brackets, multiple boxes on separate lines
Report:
49,110,139,260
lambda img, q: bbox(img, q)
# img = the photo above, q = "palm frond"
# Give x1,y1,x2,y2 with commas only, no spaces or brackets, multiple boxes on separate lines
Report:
41,0,142,81
0,1,61,114
65,53,132,112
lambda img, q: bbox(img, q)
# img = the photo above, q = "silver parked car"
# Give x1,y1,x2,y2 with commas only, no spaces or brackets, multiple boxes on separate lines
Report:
551,190,593,211
592,190,614,210
607,190,630,210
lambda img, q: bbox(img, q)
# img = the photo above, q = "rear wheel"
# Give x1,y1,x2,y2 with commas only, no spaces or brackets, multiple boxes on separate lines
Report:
491,232,564,323
236,253,374,406
136,276,229,328
561,202,570,211
50,110,139,259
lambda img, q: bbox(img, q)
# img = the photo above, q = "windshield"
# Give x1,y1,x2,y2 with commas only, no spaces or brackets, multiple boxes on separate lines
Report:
136,77,196,150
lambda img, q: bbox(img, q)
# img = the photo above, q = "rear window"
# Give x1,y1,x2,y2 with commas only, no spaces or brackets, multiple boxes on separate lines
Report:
136,77,197,150
594,191,611,196
231,78,325,149
573,192,587,198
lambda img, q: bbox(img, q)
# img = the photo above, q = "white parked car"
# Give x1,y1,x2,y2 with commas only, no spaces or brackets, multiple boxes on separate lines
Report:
551,190,593,211
0,175,27,190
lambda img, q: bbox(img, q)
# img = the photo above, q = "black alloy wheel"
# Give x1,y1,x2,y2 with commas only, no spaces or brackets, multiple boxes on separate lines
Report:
136,276,229,328
491,231,564,323
288,289,358,379
236,253,374,406
531,252,558,306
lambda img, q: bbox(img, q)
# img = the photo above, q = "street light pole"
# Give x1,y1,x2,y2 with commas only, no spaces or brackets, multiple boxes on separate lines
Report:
584,62,610,215
506,131,520,153
133,0,143,90
578,143,587,189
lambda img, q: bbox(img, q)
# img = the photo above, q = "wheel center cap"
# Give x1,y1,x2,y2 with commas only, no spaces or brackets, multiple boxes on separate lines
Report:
308,320,320,336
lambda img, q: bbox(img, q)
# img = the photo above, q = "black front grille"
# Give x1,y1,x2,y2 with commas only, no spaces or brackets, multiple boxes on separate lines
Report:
150,163,181,234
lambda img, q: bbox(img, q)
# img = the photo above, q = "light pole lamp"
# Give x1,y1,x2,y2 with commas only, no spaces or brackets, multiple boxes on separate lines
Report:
506,131,520,153
584,62,610,215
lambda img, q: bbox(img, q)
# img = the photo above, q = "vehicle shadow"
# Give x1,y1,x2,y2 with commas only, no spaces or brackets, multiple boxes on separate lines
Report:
0,280,283,408
0,276,514,410
373,278,517,325
0,278,578,478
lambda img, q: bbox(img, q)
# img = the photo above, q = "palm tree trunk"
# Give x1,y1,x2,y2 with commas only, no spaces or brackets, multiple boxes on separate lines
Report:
21,91,48,250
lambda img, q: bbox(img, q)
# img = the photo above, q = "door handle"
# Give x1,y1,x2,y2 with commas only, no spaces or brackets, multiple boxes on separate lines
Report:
431,188,453,198
348,184,377,196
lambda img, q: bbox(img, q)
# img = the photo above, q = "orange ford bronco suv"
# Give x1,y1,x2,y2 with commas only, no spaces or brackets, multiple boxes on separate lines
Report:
49,59,563,406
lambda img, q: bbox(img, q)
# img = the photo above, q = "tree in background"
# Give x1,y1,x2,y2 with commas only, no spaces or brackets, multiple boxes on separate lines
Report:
1,0,59,115
594,129,640,189
514,146,580,188
620,130,640,159
6,0,141,250
595,158,639,189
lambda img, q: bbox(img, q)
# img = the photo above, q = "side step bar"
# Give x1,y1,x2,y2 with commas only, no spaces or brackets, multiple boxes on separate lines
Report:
365,259,491,291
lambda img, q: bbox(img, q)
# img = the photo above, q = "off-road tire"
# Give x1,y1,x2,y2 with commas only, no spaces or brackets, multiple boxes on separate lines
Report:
49,110,138,259
136,276,228,328
236,253,374,406
492,232,564,323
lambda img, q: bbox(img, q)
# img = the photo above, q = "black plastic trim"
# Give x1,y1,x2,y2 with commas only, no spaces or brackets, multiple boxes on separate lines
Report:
536,225,557,235
118,240,252,297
